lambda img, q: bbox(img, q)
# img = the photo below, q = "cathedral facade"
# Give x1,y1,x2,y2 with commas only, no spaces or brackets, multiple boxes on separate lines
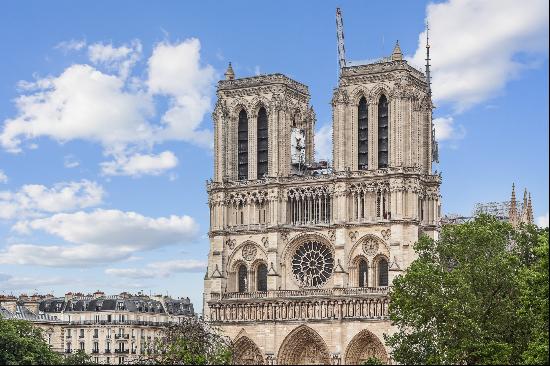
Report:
203,42,441,365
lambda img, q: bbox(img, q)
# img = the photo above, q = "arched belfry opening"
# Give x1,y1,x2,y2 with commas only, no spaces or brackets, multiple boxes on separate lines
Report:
238,109,249,180
358,96,368,170
257,107,268,178
378,95,388,168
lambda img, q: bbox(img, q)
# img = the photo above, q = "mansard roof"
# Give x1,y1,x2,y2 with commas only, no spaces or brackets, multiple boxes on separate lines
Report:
36,294,194,316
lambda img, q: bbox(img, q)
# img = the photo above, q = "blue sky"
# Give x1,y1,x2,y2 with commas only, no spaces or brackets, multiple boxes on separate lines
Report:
0,0,548,313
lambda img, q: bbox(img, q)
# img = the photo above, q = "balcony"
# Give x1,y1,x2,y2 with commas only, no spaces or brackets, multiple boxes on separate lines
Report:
115,334,130,340
105,350,111,354
65,350,72,354
115,349,129,354
92,350,99,354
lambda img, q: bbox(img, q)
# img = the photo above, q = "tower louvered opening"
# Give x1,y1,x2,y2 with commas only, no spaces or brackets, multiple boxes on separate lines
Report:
378,95,388,168
238,109,249,180
358,97,368,170
257,107,268,178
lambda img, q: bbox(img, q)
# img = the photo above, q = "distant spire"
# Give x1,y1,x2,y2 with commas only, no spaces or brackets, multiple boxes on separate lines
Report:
527,193,534,224
521,188,529,224
425,21,432,96
509,183,518,227
224,62,235,80
391,40,403,61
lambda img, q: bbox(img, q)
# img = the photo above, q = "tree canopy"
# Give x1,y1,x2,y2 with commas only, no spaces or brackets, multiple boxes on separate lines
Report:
385,215,549,365
137,316,232,365
0,316,62,365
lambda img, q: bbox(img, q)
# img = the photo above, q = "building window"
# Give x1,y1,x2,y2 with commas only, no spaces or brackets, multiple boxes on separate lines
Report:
358,259,368,287
378,257,389,286
256,263,268,292
378,95,389,168
80,342,85,351
238,109,249,180
238,264,248,292
93,329,98,338
79,329,84,338
358,97,368,170
257,107,268,178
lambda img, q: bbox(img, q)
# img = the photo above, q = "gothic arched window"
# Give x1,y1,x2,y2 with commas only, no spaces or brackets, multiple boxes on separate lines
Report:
378,258,388,286
358,97,368,170
238,109,248,180
256,263,268,292
257,107,268,178
378,95,388,168
238,264,248,292
358,259,368,287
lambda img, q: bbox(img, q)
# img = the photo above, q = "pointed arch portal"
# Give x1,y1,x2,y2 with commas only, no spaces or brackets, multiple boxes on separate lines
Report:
344,329,389,365
233,336,264,365
277,325,330,365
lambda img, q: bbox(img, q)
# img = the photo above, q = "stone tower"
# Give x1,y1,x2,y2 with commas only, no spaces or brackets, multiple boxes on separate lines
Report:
204,41,441,364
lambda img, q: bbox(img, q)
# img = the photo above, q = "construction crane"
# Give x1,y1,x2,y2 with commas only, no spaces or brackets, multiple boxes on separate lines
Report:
336,8,346,73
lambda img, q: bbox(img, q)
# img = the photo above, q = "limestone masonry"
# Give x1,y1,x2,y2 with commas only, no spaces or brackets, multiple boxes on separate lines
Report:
204,40,441,365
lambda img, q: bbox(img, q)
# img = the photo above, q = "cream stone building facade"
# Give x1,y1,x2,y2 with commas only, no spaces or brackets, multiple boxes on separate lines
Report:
1,292,194,365
204,42,441,365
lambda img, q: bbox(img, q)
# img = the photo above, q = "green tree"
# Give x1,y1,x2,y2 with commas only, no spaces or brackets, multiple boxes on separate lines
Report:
517,229,549,364
63,349,96,365
385,215,549,365
137,317,232,365
0,316,62,365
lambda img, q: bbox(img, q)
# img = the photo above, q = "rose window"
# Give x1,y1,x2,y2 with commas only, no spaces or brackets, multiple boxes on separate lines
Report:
292,240,334,287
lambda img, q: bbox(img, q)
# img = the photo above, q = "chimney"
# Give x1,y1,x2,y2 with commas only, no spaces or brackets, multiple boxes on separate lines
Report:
23,301,40,315
1,299,18,314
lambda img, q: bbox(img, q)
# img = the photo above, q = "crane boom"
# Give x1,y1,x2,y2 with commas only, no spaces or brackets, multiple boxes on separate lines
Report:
336,8,346,72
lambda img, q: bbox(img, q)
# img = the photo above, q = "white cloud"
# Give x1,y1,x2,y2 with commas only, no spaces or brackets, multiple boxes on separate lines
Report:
0,244,133,267
433,116,466,142
315,124,332,161
0,170,7,184
536,212,549,228
148,38,215,149
100,150,178,177
409,0,549,111
55,39,86,53
88,40,142,79
105,259,207,279
3,209,200,267
13,209,199,250
0,64,154,154
0,180,104,220
0,272,65,290
63,154,80,168
1,38,215,170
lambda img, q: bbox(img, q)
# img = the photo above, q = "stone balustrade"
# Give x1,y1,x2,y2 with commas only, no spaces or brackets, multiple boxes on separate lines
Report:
208,287,389,323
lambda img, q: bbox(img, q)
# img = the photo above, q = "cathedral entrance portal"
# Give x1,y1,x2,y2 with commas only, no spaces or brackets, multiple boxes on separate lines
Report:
232,336,264,365
344,329,389,365
277,325,330,365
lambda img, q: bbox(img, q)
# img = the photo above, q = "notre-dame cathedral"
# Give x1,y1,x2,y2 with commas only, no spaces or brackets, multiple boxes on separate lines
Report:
203,31,441,364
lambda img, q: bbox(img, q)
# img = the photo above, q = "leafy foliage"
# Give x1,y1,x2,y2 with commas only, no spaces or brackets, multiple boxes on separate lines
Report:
63,349,96,365
0,316,62,365
385,215,549,365
363,356,384,365
137,317,232,365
